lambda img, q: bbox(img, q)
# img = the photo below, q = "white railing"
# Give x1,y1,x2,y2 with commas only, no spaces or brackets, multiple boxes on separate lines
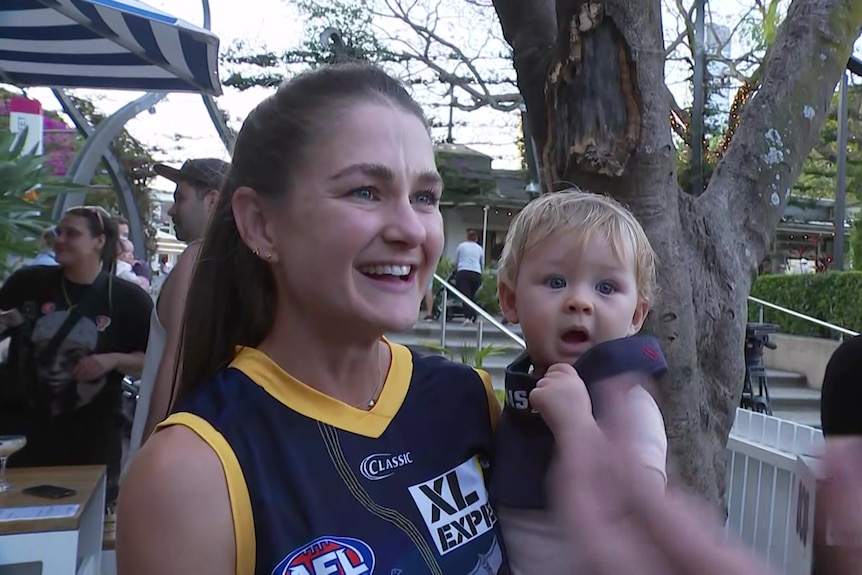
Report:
748,295,858,337
726,408,824,575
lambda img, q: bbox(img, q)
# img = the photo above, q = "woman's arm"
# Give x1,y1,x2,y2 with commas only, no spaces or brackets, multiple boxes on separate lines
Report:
117,426,235,575
107,351,145,378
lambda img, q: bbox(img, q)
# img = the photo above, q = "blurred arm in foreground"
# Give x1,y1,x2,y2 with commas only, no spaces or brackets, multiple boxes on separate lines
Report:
531,370,861,575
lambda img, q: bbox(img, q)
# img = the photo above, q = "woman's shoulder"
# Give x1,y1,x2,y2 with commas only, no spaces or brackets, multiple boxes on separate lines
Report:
118,426,235,574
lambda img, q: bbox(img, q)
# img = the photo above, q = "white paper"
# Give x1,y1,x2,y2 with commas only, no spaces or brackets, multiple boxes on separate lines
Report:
0,504,80,521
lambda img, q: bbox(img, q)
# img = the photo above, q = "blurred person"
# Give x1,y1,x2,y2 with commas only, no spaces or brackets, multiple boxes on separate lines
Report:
0,206,152,507
29,226,59,267
454,229,484,324
126,158,227,460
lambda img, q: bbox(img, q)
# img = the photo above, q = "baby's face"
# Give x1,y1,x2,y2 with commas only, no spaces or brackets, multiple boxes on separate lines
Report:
499,230,648,374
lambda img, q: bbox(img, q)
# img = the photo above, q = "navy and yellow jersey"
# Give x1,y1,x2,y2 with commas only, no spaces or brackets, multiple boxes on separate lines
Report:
157,339,507,575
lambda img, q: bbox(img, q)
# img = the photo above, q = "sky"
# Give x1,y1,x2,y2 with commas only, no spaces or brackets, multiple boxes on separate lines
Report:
10,0,862,193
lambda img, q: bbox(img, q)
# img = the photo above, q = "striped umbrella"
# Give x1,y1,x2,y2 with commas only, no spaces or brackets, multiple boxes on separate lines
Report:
0,0,222,95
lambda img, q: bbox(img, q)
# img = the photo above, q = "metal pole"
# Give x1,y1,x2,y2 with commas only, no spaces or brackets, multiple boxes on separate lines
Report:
481,205,489,259
51,89,162,259
519,103,543,194
198,0,234,152
834,71,849,270
440,290,448,348
690,0,706,195
476,319,484,350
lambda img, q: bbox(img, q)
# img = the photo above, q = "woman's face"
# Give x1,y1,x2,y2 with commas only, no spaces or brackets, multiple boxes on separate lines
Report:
265,102,444,335
54,214,104,269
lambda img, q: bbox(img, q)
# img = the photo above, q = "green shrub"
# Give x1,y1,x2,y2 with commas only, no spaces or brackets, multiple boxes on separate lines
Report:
475,268,500,314
749,271,862,338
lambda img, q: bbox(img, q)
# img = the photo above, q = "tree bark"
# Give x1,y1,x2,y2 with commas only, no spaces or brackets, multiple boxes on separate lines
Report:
492,0,862,506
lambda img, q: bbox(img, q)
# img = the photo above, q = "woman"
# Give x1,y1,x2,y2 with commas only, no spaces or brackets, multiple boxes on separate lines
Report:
118,64,504,575
454,229,484,324
0,206,152,506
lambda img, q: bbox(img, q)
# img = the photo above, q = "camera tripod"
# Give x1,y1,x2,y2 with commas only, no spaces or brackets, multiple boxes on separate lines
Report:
739,322,779,416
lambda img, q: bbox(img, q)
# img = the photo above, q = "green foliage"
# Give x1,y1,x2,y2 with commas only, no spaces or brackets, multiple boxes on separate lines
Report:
222,0,403,91
748,272,862,337
475,268,500,315
792,84,862,200
0,131,69,273
851,213,862,269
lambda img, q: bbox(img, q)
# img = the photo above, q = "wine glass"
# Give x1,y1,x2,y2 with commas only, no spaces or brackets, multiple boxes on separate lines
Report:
0,435,27,493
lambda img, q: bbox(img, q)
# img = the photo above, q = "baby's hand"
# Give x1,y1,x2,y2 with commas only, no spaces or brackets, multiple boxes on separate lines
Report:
529,363,593,434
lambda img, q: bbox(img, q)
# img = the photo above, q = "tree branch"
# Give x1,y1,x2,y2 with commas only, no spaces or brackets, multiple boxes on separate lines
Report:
491,0,557,148
702,0,862,274
378,0,523,111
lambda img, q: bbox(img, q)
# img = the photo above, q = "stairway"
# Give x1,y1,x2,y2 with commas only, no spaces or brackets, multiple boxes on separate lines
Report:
388,320,822,428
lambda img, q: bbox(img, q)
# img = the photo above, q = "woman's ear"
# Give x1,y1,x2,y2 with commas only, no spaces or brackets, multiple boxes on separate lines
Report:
232,187,280,262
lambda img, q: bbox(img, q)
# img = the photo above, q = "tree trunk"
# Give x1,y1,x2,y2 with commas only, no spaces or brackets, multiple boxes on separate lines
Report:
492,0,862,506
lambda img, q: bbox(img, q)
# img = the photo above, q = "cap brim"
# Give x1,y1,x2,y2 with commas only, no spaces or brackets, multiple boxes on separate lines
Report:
491,413,554,509
152,163,185,184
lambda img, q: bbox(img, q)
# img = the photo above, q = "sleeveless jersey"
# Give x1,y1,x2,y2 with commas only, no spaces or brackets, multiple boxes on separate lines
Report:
158,341,507,575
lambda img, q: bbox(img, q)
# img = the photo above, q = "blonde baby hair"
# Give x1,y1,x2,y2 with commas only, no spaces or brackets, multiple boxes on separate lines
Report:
497,188,657,302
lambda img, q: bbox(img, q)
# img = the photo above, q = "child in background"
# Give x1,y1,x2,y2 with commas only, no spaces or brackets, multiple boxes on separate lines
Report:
493,190,669,574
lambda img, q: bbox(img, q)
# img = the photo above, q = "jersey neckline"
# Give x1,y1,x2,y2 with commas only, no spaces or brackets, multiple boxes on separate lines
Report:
229,338,412,439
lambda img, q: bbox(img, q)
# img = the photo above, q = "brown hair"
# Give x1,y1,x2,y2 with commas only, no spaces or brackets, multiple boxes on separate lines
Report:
176,63,427,403
467,230,479,242
64,206,120,273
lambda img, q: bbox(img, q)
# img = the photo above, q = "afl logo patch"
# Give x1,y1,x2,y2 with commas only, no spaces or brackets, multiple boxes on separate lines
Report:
272,536,375,575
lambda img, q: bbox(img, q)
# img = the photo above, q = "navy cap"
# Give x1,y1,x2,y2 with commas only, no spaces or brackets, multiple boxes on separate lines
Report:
153,158,228,192
492,335,667,509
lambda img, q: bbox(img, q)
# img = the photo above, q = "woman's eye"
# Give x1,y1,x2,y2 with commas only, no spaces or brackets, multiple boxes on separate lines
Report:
546,276,566,289
350,187,377,200
412,190,439,206
596,281,616,295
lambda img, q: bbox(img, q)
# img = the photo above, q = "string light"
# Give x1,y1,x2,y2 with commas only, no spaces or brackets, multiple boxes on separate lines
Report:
670,82,757,164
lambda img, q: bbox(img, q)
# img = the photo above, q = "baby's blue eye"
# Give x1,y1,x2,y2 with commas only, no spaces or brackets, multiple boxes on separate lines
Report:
546,276,566,289
412,191,439,206
596,281,615,295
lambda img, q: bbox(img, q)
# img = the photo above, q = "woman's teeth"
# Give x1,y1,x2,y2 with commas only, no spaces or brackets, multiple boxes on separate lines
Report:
359,264,412,277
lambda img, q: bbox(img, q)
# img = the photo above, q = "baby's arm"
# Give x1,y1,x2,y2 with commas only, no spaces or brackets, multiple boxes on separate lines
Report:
624,385,668,492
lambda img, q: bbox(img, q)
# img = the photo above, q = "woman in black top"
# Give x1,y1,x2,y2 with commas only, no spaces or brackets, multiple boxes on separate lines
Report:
0,206,152,505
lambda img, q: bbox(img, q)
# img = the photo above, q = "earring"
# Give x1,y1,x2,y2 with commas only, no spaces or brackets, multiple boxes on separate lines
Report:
265,252,273,260
252,248,260,257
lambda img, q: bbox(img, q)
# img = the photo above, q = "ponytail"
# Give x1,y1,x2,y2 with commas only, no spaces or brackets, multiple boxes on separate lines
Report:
175,185,277,402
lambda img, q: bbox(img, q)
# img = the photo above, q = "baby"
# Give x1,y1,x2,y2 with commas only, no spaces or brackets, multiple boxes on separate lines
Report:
492,189,668,574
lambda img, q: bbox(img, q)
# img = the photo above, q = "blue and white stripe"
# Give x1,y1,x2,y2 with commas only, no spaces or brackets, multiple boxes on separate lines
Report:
0,0,222,95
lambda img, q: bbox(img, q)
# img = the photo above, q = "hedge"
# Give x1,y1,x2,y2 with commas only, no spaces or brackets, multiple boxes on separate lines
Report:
749,271,862,338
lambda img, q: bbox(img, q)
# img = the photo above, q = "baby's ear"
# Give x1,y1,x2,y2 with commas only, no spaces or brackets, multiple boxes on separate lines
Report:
628,299,650,335
497,280,519,325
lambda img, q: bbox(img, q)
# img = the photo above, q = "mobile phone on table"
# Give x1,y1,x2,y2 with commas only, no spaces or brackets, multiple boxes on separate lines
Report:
22,484,76,499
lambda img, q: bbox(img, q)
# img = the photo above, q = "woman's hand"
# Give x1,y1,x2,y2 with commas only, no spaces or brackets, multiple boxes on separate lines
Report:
73,353,117,381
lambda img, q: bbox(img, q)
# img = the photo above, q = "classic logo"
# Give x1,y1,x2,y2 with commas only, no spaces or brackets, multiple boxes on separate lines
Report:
272,536,375,575
359,452,413,481
408,456,497,555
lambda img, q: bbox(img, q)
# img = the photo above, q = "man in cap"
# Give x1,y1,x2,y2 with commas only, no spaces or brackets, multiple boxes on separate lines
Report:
127,158,228,461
